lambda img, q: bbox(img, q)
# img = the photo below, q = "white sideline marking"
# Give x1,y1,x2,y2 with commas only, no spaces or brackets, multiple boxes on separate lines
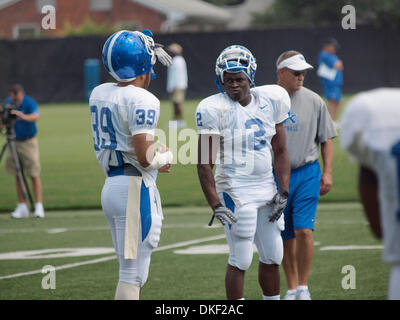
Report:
320,245,383,251
0,234,225,280
0,223,220,234
0,256,117,280
46,228,68,234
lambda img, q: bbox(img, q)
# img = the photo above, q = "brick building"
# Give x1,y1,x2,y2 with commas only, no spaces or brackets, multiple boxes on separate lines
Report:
0,0,231,39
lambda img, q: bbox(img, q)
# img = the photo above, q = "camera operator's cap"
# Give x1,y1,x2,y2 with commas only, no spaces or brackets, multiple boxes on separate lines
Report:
277,54,313,71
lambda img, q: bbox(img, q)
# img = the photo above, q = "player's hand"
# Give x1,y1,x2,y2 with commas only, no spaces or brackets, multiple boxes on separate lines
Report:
157,142,169,153
154,43,172,67
320,172,332,195
208,204,238,226
267,189,289,222
155,142,172,173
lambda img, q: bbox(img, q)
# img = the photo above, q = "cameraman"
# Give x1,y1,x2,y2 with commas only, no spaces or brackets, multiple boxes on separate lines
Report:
3,84,44,218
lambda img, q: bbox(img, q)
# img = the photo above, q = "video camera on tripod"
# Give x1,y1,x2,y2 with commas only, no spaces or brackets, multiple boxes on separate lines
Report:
0,100,34,213
0,101,18,130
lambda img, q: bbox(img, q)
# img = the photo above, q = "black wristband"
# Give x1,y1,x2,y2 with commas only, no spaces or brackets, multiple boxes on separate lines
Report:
278,189,289,198
213,203,223,210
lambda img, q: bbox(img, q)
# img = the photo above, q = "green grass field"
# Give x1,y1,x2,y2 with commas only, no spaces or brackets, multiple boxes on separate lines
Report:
0,97,358,212
0,96,386,301
0,203,389,300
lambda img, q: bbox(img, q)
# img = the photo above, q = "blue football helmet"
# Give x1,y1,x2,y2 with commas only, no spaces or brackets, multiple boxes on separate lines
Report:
215,45,257,93
102,29,171,82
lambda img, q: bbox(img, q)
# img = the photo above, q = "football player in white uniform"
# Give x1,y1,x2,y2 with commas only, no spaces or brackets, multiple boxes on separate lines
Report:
89,29,173,300
341,88,400,300
196,45,291,300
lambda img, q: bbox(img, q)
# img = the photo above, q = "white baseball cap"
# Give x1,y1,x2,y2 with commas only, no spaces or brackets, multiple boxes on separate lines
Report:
277,54,313,71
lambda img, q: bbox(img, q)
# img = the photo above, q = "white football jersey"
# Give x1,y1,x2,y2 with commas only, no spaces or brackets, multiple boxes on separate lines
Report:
196,85,290,206
341,88,400,264
89,83,160,186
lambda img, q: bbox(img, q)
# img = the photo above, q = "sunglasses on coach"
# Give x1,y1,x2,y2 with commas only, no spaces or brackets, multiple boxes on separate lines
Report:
287,69,307,77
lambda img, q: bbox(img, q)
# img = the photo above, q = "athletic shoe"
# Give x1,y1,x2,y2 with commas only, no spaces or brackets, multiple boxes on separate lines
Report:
34,204,45,218
11,204,29,218
283,290,297,300
296,288,311,300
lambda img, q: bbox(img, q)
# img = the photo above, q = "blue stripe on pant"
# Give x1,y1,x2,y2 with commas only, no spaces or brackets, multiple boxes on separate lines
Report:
140,181,151,241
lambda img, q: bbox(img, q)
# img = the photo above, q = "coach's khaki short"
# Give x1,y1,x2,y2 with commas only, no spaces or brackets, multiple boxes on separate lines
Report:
5,136,41,177
171,89,186,104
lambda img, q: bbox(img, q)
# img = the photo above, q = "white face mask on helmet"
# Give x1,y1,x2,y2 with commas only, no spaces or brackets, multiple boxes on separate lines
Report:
215,45,257,93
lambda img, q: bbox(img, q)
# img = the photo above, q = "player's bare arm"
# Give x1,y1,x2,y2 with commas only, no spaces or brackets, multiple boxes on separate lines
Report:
320,139,334,195
196,134,220,208
359,165,382,238
197,134,237,226
133,134,172,172
271,122,290,192
268,122,290,222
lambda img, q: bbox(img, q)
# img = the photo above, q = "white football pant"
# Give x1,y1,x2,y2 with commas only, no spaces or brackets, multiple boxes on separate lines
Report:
101,175,162,287
222,197,284,270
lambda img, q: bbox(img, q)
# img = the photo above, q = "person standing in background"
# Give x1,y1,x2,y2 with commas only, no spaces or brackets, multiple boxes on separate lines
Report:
3,84,45,219
276,51,337,300
167,43,188,128
317,38,343,128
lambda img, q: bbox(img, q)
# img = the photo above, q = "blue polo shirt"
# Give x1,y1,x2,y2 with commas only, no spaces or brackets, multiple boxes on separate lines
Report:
318,51,343,86
4,95,38,140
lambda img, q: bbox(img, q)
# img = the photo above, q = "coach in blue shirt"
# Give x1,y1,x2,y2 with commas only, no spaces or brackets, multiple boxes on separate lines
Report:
3,84,45,218
317,38,344,126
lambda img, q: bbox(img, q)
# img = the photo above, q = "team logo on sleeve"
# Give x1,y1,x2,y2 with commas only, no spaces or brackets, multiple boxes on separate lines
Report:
283,112,298,132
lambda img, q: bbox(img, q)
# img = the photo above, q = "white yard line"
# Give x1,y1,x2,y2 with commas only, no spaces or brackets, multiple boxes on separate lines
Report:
0,224,221,234
319,245,383,251
0,234,226,280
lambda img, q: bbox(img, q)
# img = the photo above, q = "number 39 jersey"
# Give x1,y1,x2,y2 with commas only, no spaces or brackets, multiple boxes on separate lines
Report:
196,85,290,205
89,83,160,186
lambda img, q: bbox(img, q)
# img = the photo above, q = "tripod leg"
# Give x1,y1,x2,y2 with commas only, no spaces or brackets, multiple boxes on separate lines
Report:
7,139,33,212
0,142,8,163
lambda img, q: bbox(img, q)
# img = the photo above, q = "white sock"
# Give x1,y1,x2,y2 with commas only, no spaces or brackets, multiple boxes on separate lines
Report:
297,285,308,291
263,294,280,300
286,289,296,294
236,297,245,300
114,281,140,300
35,203,44,210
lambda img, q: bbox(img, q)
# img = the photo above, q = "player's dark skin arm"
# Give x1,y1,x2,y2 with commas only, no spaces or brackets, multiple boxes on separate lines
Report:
271,122,290,193
197,134,220,208
359,166,382,239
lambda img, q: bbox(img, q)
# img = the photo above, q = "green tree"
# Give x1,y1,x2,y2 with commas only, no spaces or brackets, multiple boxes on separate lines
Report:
251,0,400,29
62,17,117,37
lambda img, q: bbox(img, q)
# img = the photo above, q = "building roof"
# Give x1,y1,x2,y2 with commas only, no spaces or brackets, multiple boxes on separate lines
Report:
132,0,231,28
0,0,20,10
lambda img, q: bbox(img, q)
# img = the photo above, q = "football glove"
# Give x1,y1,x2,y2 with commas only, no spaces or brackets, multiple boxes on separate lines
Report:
208,203,238,226
154,43,172,67
267,189,289,222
